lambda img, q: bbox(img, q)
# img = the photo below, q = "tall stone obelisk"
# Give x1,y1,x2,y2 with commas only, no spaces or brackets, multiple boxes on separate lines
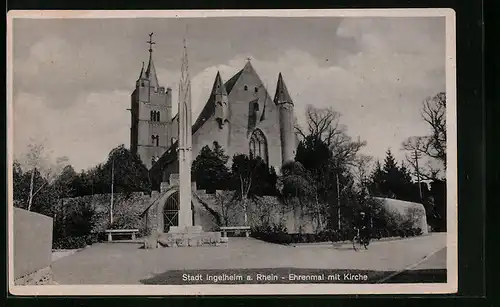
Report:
177,37,193,229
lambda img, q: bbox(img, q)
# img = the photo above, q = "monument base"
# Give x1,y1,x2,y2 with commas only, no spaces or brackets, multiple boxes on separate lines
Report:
143,226,225,249
168,225,203,234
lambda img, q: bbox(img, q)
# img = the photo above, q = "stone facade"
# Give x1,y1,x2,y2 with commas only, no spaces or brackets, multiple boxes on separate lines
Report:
149,60,299,184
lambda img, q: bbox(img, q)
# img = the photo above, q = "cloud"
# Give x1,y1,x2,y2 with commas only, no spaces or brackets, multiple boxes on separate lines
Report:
12,17,446,171
13,90,130,171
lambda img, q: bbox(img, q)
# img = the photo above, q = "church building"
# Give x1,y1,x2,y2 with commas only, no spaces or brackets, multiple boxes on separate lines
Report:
129,40,299,190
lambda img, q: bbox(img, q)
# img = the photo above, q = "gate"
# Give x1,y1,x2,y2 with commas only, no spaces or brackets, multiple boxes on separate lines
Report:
163,191,179,232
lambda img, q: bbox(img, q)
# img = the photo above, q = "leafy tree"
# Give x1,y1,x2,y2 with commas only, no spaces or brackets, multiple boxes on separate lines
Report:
52,165,79,198
101,145,151,194
13,161,28,207
369,150,419,202
230,154,277,224
191,141,231,193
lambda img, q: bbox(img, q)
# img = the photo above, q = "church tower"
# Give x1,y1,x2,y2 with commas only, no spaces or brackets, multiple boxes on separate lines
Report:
130,33,173,169
274,72,295,164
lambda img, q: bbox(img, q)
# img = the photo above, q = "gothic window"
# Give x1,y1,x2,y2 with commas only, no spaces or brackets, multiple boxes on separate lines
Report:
244,85,248,91
249,129,268,165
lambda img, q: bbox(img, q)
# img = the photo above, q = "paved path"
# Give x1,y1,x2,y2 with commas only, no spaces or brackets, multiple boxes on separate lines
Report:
51,233,446,285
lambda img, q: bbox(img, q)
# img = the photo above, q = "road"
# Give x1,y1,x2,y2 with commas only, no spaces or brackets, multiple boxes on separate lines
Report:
51,233,447,284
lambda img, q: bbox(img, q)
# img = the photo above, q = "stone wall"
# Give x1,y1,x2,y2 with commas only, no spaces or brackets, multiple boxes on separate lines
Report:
375,197,429,234
194,190,319,234
61,192,153,233
13,208,54,285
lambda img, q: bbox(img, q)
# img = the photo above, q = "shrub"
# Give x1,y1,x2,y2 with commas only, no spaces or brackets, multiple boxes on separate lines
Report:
53,233,98,250
251,222,292,244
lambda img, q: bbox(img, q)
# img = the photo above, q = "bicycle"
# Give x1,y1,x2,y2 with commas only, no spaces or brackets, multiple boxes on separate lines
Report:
352,227,370,251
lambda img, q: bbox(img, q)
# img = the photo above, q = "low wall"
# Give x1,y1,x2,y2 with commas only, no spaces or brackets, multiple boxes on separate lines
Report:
13,208,53,285
375,197,429,234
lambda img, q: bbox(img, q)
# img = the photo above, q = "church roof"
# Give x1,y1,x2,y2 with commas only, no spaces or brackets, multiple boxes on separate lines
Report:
191,68,244,134
274,72,293,105
150,140,179,175
150,62,266,175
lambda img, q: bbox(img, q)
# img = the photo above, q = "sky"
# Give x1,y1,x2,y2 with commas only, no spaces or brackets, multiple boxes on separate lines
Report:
11,16,446,172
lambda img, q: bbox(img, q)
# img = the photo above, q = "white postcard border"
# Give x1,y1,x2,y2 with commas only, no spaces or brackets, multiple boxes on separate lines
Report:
7,8,458,296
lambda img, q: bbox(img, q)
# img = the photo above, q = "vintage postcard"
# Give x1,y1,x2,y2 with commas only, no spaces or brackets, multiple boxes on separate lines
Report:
7,9,457,295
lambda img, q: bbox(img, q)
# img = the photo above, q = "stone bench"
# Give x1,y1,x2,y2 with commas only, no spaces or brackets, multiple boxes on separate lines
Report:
220,226,251,238
105,229,139,242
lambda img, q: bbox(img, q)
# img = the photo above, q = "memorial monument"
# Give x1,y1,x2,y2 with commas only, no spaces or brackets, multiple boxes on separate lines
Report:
145,36,223,248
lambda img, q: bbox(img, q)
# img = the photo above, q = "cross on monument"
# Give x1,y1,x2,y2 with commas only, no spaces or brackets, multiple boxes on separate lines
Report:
147,32,155,52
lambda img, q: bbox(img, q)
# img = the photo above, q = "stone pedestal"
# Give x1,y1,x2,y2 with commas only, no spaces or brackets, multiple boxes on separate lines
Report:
168,225,203,233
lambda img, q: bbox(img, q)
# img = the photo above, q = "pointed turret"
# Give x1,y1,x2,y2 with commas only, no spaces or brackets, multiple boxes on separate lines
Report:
138,61,146,80
274,72,295,164
274,72,293,106
145,33,159,88
212,71,228,96
213,71,229,128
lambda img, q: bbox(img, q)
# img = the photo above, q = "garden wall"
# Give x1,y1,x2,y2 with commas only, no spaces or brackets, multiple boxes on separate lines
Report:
195,190,319,233
60,192,153,234
375,197,429,234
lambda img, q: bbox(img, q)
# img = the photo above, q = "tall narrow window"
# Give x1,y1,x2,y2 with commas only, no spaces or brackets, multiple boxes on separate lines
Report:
244,85,248,91
156,111,160,122
152,135,159,146
150,111,154,121
249,129,268,165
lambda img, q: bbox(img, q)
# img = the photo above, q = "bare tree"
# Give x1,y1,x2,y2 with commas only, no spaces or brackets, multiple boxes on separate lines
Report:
403,93,446,167
295,105,366,167
214,190,237,226
352,154,373,192
422,92,446,166
22,142,68,211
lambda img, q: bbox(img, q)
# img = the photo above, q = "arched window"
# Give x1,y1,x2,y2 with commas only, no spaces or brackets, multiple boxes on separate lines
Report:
151,135,159,146
244,85,248,91
254,87,258,93
249,129,268,165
